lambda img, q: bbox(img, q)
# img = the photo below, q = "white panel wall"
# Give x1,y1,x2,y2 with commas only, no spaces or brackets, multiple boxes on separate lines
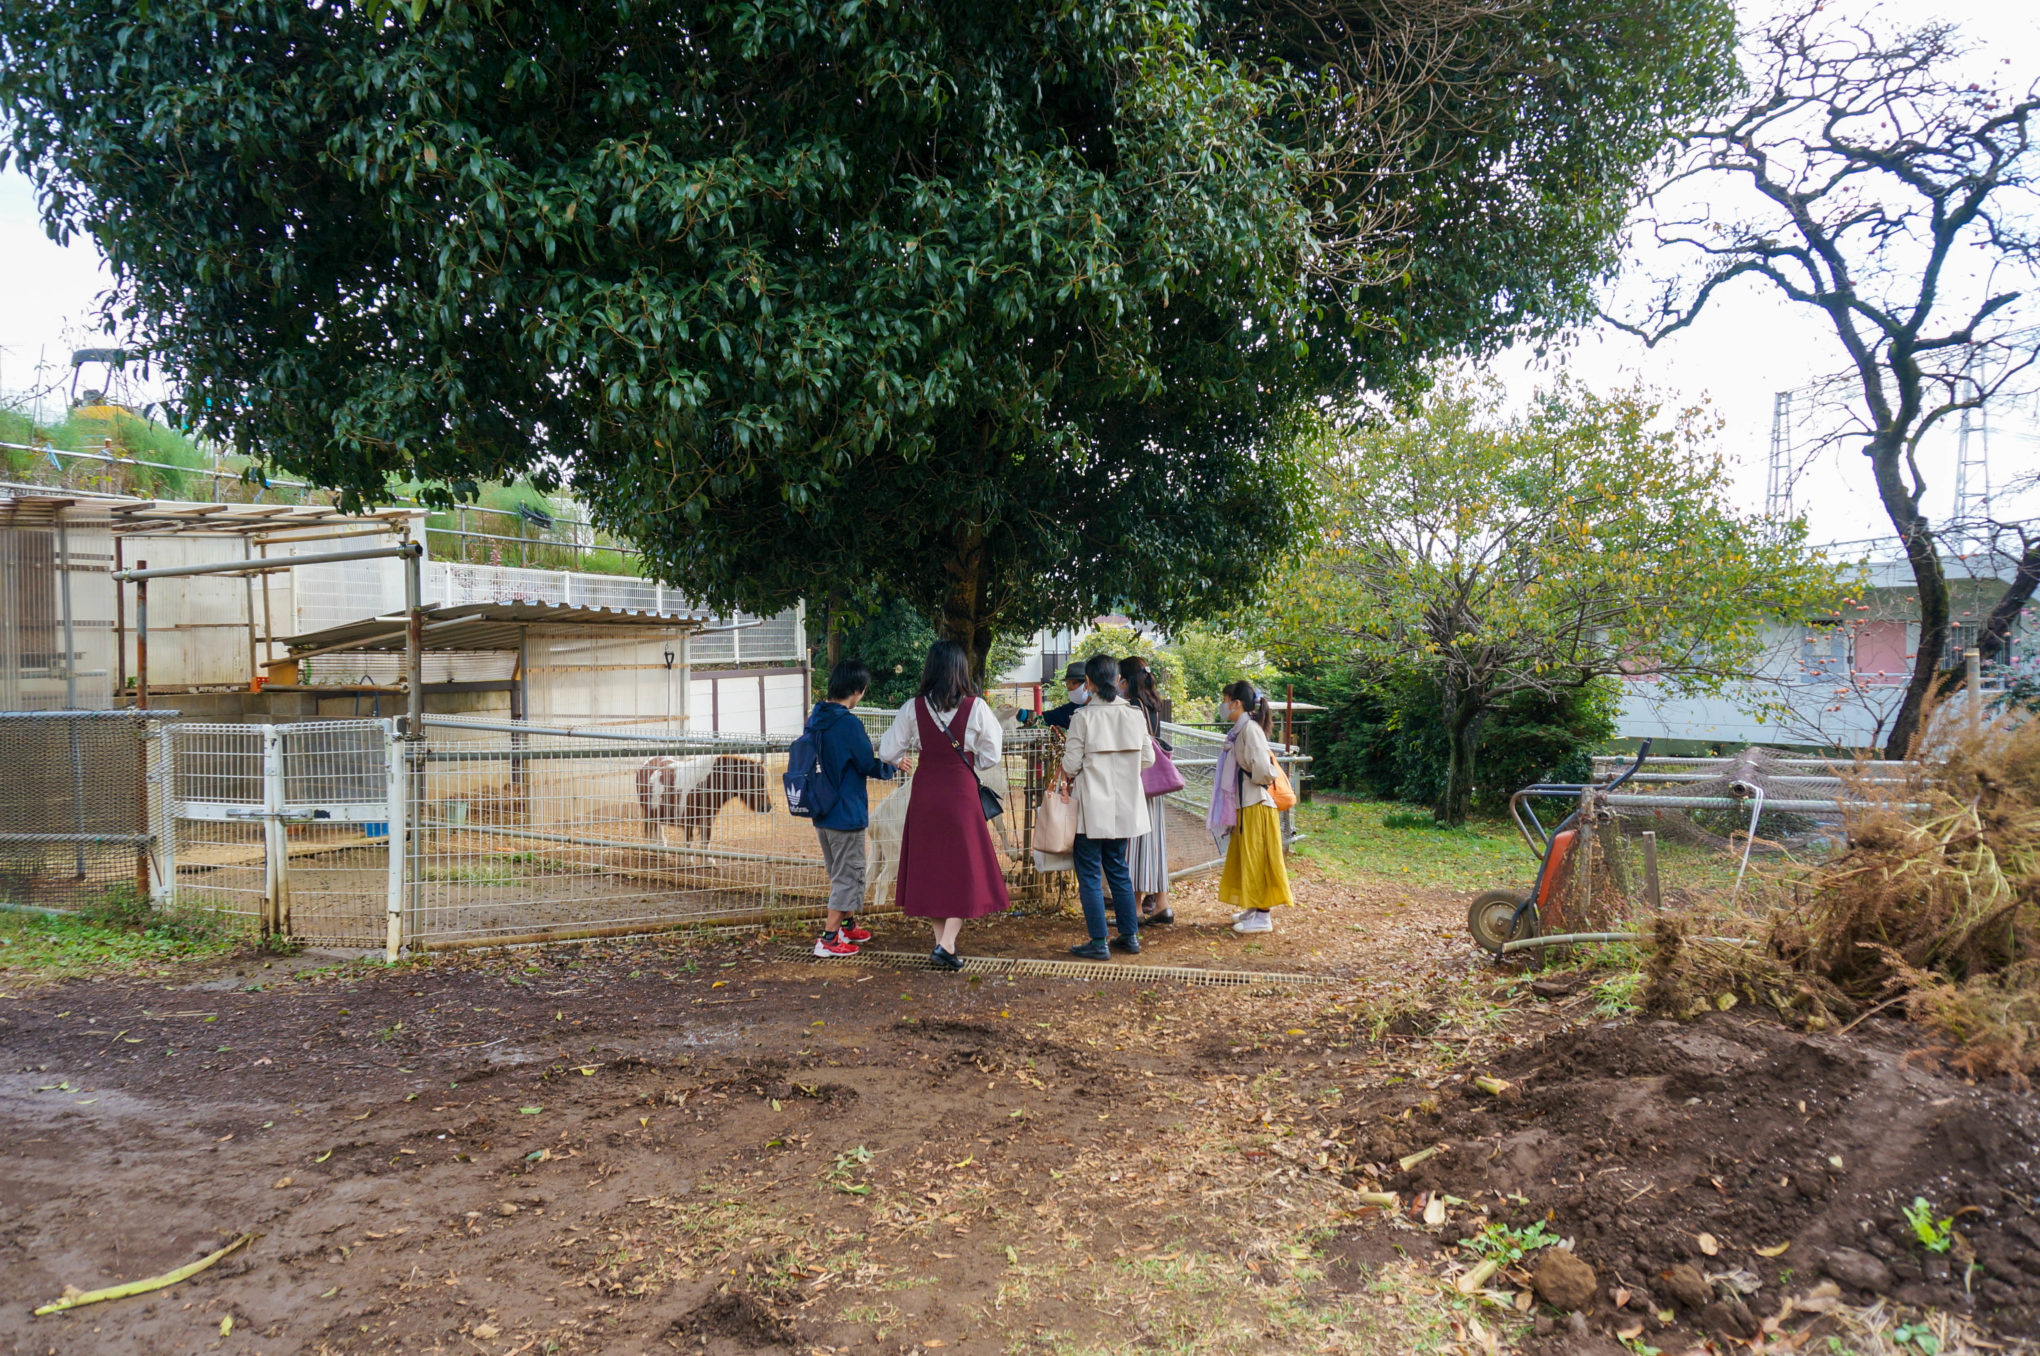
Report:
717,675,763,734
763,673,805,735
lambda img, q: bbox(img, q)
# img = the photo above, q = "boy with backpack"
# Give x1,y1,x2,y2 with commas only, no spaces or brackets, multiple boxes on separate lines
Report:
788,660,914,956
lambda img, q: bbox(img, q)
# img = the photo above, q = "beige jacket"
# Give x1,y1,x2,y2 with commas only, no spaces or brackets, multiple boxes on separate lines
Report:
1230,717,1281,811
1062,700,1157,839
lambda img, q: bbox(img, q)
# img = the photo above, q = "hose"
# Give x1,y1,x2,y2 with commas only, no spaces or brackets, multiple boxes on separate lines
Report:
1497,930,1761,955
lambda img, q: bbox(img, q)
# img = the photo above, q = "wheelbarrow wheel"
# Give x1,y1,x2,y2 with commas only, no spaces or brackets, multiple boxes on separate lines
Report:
1468,889,1538,957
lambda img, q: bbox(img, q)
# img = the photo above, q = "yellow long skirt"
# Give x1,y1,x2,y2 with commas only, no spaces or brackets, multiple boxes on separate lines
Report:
1218,803,1292,911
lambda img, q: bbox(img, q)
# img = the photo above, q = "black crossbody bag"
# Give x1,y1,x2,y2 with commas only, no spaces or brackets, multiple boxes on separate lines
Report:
937,698,1004,821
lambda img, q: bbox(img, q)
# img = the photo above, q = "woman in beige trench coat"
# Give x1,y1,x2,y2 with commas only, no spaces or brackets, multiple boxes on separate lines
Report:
1062,654,1156,959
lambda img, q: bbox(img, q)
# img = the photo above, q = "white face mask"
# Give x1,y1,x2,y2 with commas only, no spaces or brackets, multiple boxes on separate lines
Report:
1070,687,1091,706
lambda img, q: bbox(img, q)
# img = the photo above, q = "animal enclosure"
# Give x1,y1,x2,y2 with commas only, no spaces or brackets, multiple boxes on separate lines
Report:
10,706,1305,953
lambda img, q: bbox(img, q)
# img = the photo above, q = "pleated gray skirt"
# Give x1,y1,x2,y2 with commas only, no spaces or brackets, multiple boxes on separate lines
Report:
1127,793,1170,893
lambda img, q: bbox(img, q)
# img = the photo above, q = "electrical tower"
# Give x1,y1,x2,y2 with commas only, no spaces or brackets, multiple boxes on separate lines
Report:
1766,389,1795,527
1952,405,1991,550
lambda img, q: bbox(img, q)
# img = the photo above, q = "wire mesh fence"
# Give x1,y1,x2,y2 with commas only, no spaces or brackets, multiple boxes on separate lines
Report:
88,707,1313,954
0,709,172,909
409,712,1077,948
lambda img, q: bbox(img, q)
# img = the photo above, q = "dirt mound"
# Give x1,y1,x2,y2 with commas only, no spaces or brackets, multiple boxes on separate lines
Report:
1348,1012,2040,1342
664,1289,798,1349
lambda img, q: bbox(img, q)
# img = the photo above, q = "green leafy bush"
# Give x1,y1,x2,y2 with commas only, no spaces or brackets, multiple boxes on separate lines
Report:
1291,665,1617,814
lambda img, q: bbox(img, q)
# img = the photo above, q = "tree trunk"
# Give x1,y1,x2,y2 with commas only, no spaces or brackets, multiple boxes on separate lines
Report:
937,522,998,684
1436,681,1483,827
1979,537,2040,666
824,589,843,671
1871,434,1951,760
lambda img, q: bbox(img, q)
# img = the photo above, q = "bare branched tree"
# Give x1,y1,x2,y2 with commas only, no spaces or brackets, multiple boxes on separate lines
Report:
1605,8,2040,758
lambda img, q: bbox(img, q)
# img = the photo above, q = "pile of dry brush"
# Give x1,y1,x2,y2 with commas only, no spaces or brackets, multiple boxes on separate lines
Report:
1646,713,2040,1079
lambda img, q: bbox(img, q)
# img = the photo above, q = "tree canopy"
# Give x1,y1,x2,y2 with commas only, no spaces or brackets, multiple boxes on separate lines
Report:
0,0,1736,669
1253,379,1843,822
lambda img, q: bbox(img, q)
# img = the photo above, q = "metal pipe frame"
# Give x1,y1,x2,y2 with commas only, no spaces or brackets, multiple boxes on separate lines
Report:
422,714,782,745
441,818,819,869
112,541,422,582
0,708,177,720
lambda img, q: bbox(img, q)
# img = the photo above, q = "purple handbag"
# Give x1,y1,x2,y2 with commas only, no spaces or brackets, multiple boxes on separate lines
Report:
1142,736,1186,797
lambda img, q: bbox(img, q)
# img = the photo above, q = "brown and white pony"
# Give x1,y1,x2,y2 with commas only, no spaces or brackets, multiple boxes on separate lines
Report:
635,754,771,843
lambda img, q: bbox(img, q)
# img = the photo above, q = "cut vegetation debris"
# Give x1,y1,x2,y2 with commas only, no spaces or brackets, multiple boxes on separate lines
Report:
1625,714,2040,1080
32,1232,252,1315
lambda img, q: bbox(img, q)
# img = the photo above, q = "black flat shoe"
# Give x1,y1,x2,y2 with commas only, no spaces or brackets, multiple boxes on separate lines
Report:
1110,934,1141,955
1069,939,1110,961
930,946,965,972
1141,908,1174,926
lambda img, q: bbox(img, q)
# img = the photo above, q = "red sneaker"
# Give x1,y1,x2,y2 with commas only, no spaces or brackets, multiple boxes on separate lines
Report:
839,922,873,943
813,935,860,957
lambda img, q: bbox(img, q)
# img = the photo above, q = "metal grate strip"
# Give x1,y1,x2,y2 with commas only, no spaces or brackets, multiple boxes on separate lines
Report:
773,944,1336,988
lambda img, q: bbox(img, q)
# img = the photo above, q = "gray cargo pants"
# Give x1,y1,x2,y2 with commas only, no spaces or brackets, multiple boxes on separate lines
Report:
815,825,867,916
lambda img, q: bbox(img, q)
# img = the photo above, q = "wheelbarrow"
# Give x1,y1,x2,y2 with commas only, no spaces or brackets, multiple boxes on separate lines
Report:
1466,740,1652,957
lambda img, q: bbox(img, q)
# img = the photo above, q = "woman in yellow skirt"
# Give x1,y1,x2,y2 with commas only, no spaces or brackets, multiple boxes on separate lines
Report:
1208,681,1292,933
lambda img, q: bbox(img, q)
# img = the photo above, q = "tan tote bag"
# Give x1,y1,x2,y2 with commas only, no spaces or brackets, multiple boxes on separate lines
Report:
1034,776,1078,855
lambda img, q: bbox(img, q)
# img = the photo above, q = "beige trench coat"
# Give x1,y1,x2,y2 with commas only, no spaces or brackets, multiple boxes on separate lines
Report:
1062,700,1157,839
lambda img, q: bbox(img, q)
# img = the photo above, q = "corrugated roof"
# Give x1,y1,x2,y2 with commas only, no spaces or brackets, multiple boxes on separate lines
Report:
283,602,712,655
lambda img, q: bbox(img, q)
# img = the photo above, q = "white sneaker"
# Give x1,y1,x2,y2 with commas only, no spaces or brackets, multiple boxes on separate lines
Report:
1232,910,1273,934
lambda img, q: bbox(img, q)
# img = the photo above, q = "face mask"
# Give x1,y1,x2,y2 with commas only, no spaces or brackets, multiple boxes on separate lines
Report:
1070,688,1091,706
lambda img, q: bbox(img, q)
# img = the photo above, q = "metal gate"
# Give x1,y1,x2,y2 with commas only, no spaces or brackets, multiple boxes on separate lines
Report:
169,719,401,948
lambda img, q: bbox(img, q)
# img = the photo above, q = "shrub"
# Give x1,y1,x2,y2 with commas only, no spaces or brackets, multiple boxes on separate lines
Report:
1290,664,1617,813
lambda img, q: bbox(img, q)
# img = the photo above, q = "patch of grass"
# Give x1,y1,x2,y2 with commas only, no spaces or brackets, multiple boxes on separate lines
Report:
0,890,241,981
1291,799,1527,891
1590,970,1643,1018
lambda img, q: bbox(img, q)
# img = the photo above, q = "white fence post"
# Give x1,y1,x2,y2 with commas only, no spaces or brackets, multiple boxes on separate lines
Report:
147,720,176,906
261,722,290,936
384,719,407,961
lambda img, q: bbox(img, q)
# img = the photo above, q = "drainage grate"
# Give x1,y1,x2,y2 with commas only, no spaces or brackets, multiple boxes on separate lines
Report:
773,944,1337,988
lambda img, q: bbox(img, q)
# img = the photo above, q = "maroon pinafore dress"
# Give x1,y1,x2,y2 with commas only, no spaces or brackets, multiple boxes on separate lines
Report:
894,696,1011,920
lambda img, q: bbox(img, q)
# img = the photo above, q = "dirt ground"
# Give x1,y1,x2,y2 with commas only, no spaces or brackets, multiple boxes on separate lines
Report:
3,863,2036,1356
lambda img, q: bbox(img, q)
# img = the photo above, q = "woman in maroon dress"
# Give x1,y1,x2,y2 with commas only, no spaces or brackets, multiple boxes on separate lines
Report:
876,641,1010,970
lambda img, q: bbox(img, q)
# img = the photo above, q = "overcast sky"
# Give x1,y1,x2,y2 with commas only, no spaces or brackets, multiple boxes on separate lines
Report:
2,0,2035,549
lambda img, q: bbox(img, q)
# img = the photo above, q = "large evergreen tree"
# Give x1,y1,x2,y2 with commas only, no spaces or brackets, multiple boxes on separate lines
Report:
0,0,1734,670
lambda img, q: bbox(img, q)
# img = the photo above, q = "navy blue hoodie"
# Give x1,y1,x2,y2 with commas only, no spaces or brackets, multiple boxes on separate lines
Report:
805,700,896,832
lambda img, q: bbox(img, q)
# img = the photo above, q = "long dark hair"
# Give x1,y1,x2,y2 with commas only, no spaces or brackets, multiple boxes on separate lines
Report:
916,639,977,710
1221,679,1272,733
1119,655,1161,731
1083,653,1121,703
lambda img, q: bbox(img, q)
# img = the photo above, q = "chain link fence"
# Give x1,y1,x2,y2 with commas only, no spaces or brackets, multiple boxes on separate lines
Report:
0,709,173,909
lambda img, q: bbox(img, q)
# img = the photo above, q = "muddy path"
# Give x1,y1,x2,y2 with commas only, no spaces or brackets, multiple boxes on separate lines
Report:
3,867,2035,1355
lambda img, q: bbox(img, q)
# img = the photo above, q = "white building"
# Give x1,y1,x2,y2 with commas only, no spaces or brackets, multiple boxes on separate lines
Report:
1618,540,2033,750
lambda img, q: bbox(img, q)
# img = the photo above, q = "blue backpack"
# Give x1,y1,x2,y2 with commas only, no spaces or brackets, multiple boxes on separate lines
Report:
782,713,839,820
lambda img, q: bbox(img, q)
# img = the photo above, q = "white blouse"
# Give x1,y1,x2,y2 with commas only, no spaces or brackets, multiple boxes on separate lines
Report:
877,697,1004,770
